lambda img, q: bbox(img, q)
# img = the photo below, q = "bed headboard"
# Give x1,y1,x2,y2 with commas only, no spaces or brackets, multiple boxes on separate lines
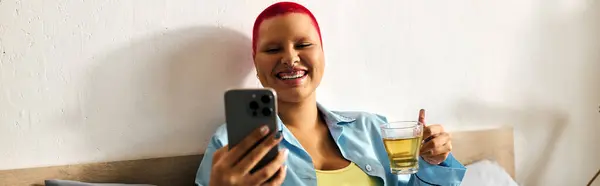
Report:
0,127,515,186
450,127,515,177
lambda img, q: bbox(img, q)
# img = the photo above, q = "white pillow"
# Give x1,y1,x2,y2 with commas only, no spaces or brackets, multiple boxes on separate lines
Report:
461,160,519,186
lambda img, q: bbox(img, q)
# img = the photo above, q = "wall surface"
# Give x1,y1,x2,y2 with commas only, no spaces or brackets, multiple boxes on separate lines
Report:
1,0,598,185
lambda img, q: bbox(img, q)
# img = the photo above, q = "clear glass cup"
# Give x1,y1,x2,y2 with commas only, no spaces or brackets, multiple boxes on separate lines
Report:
380,121,424,174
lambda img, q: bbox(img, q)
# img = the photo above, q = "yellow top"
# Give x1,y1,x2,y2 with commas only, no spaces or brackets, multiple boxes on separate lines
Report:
315,162,382,186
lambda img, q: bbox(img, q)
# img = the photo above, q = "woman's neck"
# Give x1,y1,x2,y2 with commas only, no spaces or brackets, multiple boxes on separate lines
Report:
277,94,321,131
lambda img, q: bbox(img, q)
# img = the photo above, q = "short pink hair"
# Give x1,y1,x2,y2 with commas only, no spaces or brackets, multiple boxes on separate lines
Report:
252,2,323,57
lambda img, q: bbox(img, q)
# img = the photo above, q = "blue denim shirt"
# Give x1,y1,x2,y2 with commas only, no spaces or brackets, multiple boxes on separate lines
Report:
195,103,466,186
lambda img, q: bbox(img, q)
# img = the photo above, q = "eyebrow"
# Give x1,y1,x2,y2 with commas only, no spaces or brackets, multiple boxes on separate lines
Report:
258,41,280,49
261,36,314,45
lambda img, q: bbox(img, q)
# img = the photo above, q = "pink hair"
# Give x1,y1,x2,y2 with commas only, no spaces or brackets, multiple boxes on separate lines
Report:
252,2,323,57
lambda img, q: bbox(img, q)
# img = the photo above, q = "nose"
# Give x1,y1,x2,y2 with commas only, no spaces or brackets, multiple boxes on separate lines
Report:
280,47,300,67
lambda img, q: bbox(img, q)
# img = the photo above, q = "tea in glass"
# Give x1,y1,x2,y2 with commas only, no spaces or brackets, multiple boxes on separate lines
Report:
380,121,423,174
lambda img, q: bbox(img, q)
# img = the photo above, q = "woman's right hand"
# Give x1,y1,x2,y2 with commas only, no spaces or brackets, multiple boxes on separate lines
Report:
209,125,288,186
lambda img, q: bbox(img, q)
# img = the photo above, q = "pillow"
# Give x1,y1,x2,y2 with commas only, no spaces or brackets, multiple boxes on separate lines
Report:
45,180,156,186
461,160,519,186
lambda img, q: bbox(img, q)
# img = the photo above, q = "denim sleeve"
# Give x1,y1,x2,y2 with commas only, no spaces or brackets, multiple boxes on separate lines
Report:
405,153,467,186
195,128,226,186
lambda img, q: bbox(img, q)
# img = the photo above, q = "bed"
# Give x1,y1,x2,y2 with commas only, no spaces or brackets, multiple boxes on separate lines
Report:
0,127,516,186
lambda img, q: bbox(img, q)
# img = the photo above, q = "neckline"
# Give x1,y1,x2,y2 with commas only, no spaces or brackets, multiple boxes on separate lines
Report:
315,162,355,174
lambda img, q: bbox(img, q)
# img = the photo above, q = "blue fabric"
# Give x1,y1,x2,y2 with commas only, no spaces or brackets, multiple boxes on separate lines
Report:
195,103,466,186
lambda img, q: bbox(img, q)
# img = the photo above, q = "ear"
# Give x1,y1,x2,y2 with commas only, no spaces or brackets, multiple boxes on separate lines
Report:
255,69,262,80
252,58,260,70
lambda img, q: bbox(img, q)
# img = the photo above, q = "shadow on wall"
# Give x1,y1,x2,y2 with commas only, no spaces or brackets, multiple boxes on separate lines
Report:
587,1,600,184
526,0,600,185
455,0,600,185
453,99,568,185
82,26,254,163
587,0,600,119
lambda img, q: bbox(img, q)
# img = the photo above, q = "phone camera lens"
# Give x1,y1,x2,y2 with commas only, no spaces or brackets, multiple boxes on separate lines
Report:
262,107,273,116
249,101,259,110
261,95,271,103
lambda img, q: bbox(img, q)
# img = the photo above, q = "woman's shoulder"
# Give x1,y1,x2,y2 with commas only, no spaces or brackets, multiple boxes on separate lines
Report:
206,123,229,148
329,110,389,129
331,110,387,122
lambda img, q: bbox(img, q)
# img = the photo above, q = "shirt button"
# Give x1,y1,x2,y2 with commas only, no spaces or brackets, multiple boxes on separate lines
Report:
366,164,373,172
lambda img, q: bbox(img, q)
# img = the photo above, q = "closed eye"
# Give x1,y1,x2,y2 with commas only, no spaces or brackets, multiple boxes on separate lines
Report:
296,43,312,49
262,43,312,54
264,47,281,53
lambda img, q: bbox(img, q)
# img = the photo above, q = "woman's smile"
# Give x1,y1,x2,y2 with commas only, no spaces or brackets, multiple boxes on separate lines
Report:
274,68,309,86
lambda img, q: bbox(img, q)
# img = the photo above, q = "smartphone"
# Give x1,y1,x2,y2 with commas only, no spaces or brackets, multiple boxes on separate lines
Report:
224,88,280,174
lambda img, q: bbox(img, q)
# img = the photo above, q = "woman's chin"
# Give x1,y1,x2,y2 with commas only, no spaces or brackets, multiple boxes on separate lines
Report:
274,88,314,103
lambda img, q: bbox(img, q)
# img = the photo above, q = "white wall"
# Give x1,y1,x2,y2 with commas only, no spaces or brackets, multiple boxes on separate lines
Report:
0,0,598,185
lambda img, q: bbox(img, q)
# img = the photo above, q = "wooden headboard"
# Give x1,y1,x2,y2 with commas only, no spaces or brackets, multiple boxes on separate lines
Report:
0,127,514,186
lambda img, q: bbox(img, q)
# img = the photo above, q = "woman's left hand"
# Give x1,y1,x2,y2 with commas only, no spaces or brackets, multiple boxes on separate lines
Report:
418,109,452,165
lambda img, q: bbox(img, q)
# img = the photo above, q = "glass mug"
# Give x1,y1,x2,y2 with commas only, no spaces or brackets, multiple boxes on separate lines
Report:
380,121,424,174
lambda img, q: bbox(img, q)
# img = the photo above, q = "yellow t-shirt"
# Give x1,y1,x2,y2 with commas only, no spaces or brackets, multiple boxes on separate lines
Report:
315,162,382,186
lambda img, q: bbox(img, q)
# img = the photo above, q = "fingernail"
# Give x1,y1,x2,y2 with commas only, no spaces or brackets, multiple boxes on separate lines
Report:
281,148,289,158
423,136,434,143
274,131,282,139
260,125,269,135
283,165,287,172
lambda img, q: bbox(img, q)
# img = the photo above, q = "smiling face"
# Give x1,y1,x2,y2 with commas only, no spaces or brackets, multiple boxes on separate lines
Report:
253,13,325,103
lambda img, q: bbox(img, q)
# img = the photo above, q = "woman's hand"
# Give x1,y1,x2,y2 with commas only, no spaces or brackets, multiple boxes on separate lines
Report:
418,109,452,165
209,126,288,186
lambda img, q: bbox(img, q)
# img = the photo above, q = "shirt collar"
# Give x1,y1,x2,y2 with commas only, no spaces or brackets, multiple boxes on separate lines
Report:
316,102,356,125
276,102,357,131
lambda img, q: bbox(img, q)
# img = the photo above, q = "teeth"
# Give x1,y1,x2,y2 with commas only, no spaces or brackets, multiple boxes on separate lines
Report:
281,74,303,79
278,70,306,80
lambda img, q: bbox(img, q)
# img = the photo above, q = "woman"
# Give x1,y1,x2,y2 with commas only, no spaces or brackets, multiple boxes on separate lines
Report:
195,2,466,186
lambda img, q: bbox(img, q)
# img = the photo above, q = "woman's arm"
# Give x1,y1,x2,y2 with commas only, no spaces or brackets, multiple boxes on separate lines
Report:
195,133,223,186
405,153,466,186
194,124,287,186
